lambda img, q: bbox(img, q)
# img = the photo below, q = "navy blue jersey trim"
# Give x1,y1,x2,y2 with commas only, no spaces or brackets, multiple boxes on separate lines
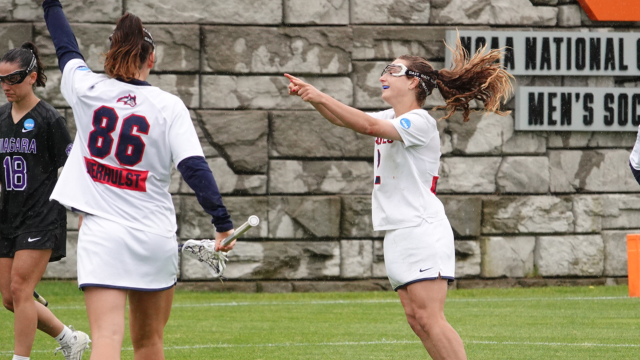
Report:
630,161,640,186
116,78,152,87
394,276,456,291
43,0,84,72
79,282,176,292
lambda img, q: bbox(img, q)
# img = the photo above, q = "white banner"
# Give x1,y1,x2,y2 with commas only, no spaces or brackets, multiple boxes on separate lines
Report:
444,30,640,76
516,86,640,131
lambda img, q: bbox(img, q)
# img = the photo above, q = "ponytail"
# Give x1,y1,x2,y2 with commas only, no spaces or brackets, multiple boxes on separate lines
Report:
0,41,47,88
104,12,154,81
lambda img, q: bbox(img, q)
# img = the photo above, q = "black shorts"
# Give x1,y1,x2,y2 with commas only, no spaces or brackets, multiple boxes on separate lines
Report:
0,227,67,263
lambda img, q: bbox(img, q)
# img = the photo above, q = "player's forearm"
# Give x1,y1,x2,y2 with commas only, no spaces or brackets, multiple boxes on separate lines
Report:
177,156,233,232
316,94,377,135
311,102,346,127
43,0,84,72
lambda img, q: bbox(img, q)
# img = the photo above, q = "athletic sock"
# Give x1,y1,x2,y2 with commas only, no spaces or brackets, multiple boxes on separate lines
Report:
54,325,73,345
12,355,30,360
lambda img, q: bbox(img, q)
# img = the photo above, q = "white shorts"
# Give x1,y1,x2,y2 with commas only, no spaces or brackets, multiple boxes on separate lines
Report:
384,218,455,291
77,215,178,291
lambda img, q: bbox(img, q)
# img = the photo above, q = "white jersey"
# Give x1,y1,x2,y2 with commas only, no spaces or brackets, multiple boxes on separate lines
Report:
368,108,447,231
51,59,204,237
631,128,640,170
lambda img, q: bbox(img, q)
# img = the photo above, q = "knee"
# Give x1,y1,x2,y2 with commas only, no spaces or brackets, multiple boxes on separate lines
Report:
9,278,30,302
1,296,14,312
405,313,423,334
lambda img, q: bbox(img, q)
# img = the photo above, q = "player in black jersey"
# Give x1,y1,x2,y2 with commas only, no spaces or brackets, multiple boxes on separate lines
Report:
0,42,90,360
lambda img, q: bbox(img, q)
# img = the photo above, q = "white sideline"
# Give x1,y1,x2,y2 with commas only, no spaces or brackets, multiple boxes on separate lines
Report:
2,338,639,356
46,295,633,310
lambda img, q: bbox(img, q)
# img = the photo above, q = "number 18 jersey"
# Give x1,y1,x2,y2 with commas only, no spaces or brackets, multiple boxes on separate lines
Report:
51,59,204,237
368,108,447,231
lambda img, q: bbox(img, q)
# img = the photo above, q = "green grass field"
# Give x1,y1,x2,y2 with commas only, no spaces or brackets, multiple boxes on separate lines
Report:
1,281,639,359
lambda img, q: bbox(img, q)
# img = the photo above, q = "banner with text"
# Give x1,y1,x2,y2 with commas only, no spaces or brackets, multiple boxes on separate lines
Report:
516,86,640,132
445,30,640,76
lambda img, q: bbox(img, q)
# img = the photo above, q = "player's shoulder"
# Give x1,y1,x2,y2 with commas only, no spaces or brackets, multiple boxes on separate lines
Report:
32,100,64,124
140,86,189,116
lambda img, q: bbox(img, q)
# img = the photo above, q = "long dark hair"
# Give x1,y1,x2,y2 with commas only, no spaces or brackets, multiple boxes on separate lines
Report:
104,13,154,81
399,37,514,122
0,41,47,88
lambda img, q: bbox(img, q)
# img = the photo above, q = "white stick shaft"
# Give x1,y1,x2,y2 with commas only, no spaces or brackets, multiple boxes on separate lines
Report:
221,215,259,246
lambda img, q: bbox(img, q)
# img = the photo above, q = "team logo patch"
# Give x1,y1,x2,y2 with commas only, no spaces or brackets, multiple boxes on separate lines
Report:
23,119,35,132
400,118,411,129
77,66,90,72
65,143,73,156
117,94,137,107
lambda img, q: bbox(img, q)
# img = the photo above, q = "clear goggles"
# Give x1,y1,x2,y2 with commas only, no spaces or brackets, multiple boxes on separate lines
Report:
381,63,435,94
0,54,37,86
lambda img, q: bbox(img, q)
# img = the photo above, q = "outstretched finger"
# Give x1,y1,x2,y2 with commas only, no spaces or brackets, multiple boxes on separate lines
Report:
284,73,305,86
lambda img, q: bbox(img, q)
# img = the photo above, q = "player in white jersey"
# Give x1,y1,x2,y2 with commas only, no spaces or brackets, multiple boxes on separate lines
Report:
43,1,235,359
630,131,640,185
286,39,513,359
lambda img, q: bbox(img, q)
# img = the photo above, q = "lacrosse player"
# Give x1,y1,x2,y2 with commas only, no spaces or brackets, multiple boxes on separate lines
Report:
43,1,235,359
286,42,513,359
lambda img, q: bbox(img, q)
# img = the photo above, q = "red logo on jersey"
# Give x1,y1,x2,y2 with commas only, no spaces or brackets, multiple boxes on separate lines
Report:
117,94,137,107
84,157,148,192
375,137,393,145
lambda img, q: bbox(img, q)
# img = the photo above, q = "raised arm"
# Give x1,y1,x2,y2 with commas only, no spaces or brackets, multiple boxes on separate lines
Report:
285,74,401,141
43,0,84,72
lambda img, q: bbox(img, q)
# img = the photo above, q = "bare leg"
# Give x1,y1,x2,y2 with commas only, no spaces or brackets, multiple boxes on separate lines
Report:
404,279,466,360
84,287,127,360
11,249,63,356
0,257,65,338
129,287,175,360
398,288,442,360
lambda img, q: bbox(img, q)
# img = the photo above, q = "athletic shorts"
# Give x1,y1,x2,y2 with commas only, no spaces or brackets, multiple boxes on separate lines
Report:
0,226,66,262
77,214,178,291
384,218,455,291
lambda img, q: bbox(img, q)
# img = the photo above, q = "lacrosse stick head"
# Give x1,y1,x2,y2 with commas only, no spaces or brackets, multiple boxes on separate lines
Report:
181,239,229,278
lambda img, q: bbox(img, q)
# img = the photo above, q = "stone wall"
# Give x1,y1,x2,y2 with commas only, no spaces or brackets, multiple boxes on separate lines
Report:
0,0,636,285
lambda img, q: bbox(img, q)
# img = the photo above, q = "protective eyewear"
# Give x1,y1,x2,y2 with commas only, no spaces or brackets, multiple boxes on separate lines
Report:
381,63,436,94
0,54,36,86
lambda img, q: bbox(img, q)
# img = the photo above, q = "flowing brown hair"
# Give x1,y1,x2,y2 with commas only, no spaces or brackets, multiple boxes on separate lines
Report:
104,13,153,81
399,36,514,122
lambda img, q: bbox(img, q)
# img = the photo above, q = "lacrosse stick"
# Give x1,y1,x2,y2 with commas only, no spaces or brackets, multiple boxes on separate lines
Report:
181,215,259,278
34,291,48,307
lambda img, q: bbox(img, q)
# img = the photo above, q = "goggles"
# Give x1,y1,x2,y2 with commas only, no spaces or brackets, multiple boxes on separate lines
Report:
0,54,37,86
381,63,437,94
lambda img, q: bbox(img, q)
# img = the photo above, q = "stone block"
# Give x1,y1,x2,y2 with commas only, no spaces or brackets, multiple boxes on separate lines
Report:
480,237,535,278
270,111,373,158
438,157,502,193
602,230,632,276
66,211,80,231
145,25,200,72
431,0,557,26
197,111,268,173
535,235,604,276
502,132,546,154
482,196,574,234
292,280,392,292
181,241,340,280
587,132,637,148
178,196,268,239
352,26,446,60
547,132,590,148
455,240,481,277
446,112,514,155
269,160,373,194
439,196,482,237
0,1,11,20
191,113,218,158
13,0,121,22
43,231,78,279
557,5,582,27
372,240,387,277
177,158,267,195
35,71,67,107
146,74,199,108
127,0,282,24
341,196,385,238
269,196,341,238
497,156,549,193
351,0,430,24
285,0,349,24
0,24,33,60
340,240,373,278
549,150,639,193
572,195,606,233
353,61,446,109
35,23,112,72
601,195,640,230
203,27,352,74
201,76,353,110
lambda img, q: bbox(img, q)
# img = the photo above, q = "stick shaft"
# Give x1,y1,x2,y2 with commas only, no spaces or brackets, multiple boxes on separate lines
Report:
33,291,48,307
221,215,259,246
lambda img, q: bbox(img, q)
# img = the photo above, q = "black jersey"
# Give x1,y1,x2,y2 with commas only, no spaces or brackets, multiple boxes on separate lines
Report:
0,101,72,236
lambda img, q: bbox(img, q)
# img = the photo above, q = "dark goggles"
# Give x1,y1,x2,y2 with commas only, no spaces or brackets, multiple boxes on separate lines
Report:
0,54,37,85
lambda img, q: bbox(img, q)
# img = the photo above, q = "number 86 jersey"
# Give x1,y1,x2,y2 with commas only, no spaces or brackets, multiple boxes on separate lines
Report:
51,59,204,237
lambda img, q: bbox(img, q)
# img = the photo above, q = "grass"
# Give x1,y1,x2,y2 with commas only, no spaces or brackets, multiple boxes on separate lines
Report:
1,281,639,359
